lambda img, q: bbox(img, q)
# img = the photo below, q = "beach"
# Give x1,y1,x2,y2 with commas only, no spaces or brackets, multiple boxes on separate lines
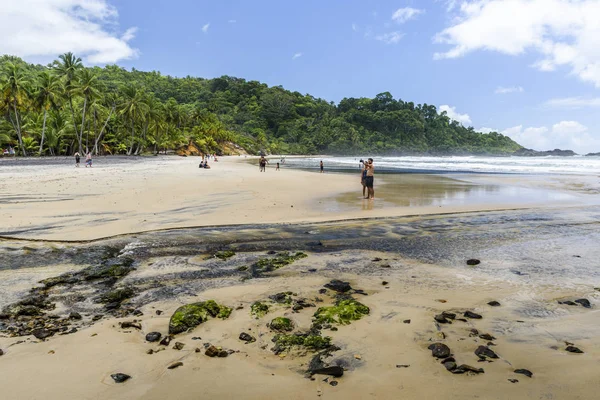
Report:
1,156,600,400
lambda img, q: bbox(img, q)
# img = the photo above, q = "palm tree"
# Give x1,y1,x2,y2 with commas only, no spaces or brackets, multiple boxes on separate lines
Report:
0,62,31,155
74,69,101,152
34,71,61,155
93,92,117,155
53,52,83,152
119,84,148,155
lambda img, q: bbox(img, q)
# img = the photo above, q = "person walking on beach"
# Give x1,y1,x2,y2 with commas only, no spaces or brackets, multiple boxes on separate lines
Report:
276,162,280,171
74,152,81,167
320,160,324,173
259,156,268,172
85,152,92,168
364,158,374,199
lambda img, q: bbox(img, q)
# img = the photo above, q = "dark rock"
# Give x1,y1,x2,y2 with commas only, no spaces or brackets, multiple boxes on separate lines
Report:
92,315,103,321
192,337,202,340
195,348,201,353
239,332,256,343
434,314,450,324
32,329,54,340
145,332,162,342
173,342,185,350
269,292,293,304
469,329,479,336
0,313,9,319
565,346,584,354
475,346,498,359
428,343,451,358
324,280,352,293
311,366,344,378
575,299,591,308
168,362,183,369
155,310,163,315
104,302,121,311
464,311,482,319
0,349,3,356
120,321,142,330
205,345,219,357
444,361,457,371
453,364,484,374
381,264,392,268
146,349,154,355
456,318,468,322
318,289,327,294
372,257,382,262
132,310,144,316
466,259,481,266
403,319,411,324
396,364,410,368
330,381,338,387
218,350,229,357
111,373,131,383
159,336,172,346
442,311,456,320
479,333,496,341
559,300,577,306
508,379,519,383
487,301,501,307
514,369,533,378
69,312,82,320
382,281,389,286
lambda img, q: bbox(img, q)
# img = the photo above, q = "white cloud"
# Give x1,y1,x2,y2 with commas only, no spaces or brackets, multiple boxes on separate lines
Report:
439,105,472,125
477,127,497,134
228,20,236,23
545,97,600,109
392,7,425,24
352,23,358,32
292,52,303,60
0,0,138,64
434,0,600,87
375,31,405,45
502,121,600,153
202,23,210,33
495,86,524,94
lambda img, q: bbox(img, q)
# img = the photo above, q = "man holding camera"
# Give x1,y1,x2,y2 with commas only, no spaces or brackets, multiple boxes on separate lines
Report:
363,158,374,199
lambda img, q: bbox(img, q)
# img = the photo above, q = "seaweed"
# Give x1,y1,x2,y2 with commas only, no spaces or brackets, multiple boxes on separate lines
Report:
313,299,370,325
250,301,270,318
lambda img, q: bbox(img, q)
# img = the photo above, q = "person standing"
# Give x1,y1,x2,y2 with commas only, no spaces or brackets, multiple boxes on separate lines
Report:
276,162,280,171
74,152,81,167
320,160,324,173
360,162,367,198
85,152,92,168
364,158,374,199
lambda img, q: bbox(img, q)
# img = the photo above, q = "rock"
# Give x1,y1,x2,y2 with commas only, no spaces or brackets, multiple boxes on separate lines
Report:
146,349,154,355
464,311,482,319
173,342,185,350
403,319,411,324
111,373,131,383
132,310,144,316
396,364,410,368
69,312,82,320
0,349,3,356
436,299,447,303
330,381,338,387
434,314,450,324
269,292,293,304
159,336,172,346
444,361,457,371
382,281,389,286
195,348,201,353
205,345,220,357
565,346,584,354
168,300,232,335
92,315,103,321
156,310,163,315
559,300,577,306
32,329,54,340
478,333,496,341
218,350,228,357
120,321,142,330
269,317,294,332
318,289,327,294
508,379,519,383
487,301,501,307
311,366,344,378
574,299,591,308
453,364,485,374
428,343,451,358
475,346,498,359
514,369,533,378
168,362,183,369
145,332,162,342
442,311,456,320
324,280,352,293
239,332,256,343
466,259,481,266
372,257,382,262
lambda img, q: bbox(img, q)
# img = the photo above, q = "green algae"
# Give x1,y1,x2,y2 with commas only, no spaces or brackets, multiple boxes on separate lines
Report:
253,252,308,274
313,299,370,325
272,333,332,353
169,300,232,335
269,317,294,332
83,258,135,281
215,251,236,260
251,301,270,318
97,286,136,304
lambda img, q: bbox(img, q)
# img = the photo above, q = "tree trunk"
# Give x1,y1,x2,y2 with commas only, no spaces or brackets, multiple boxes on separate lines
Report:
39,108,48,155
12,99,26,156
128,117,135,155
79,96,88,153
93,104,114,155
68,97,82,154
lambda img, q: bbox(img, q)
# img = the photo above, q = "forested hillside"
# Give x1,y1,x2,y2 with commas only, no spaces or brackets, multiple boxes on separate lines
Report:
0,53,521,156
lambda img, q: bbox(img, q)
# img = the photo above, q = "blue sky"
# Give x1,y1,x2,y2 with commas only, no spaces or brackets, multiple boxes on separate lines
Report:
3,0,600,152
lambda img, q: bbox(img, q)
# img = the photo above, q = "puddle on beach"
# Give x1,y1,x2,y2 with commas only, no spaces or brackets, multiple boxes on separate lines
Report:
320,173,582,212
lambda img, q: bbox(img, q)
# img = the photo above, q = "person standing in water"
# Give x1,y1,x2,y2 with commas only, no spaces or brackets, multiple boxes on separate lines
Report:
74,152,80,167
320,160,324,173
360,161,367,198
364,158,374,199
85,152,92,168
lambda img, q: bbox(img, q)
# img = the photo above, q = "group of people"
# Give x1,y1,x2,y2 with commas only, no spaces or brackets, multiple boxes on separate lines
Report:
74,152,93,167
199,159,211,169
360,158,375,199
1,147,15,156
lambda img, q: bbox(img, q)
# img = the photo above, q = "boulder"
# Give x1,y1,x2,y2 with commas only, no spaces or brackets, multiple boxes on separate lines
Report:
239,332,256,343
428,343,451,358
168,300,232,335
145,332,162,342
324,280,352,293
464,311,482,319
111,373,131,383
475,346,498,359
310,366,344,378
514,369,533,378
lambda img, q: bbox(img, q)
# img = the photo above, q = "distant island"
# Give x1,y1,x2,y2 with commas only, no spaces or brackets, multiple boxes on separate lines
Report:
0,52,578,158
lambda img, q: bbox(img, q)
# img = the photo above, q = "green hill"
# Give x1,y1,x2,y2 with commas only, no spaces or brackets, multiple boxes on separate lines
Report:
0,53,521,156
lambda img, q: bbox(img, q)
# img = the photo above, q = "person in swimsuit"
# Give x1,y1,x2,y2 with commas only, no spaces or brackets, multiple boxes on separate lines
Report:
259,156,268,172
361,163,367,198
74,152,80,167
85,152,92,168
364,158,374,199
320,160,324,173
276,162,280,171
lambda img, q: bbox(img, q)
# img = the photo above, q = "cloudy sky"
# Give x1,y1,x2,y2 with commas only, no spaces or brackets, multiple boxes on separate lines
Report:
2,0,600,153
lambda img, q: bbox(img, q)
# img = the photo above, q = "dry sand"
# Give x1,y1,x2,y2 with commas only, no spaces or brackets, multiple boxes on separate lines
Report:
0,156,564,241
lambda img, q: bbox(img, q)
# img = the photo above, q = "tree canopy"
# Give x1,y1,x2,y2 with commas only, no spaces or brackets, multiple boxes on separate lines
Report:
0,54,522,156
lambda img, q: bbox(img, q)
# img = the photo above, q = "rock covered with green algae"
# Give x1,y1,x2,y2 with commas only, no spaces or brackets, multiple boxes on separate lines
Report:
269,317,294,332
96,286,136,304
250,301,270,318
39,257,135,288
252,252,308,275
214,251,236,260
272,333,332,354
169,300,232,334
313,299,370,325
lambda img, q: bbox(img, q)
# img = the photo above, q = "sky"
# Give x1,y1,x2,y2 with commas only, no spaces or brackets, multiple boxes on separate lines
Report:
2,0,600,153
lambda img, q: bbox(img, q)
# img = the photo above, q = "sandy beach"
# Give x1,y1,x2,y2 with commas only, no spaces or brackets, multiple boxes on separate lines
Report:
1,156,600,400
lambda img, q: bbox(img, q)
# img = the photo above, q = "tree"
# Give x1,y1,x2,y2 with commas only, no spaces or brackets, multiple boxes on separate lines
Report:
119,84,148,155
34,71,61,154
74,69,102,152
53,52,83,152
0,62,31,155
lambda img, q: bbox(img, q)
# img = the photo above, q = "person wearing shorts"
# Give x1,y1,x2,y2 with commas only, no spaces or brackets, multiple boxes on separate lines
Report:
364,158,374,199
75,152,80,167
320,160,324,173
361,164,367,197
85,152,92,167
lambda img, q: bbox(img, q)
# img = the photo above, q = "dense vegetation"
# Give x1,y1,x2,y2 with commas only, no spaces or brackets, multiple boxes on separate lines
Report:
0,53,521,156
